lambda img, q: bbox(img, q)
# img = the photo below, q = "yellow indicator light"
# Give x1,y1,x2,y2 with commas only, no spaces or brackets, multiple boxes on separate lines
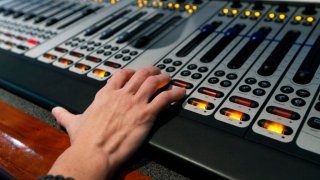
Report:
158,2,163,7
279,14,286,20
191,100,209,110
306,16,315,23
110,0,116,5
262,121,285,134
231,9,238,15
93,69,109,78
168,2,173,8
43,53,57,61
187,9,194,14
157,80,169,90
192,5,198,11
222,8,229,15
295,15,303,22
254,11,261,17
185,4,191,10
152,1,157,7
244,10,251,17
174,3,180,9
138,2,144,8
225,110,243,121
268,13,276,19
58,58,73,65
143,0,148,6
75,63,90,72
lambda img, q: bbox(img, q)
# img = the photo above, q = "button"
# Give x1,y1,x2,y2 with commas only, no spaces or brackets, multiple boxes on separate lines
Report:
229,96,259,108
266,106,300,120
227,73,238,80
115,54,123,59
111,47,119,51
192,73,202,79
220,80,232,87
172,79,193,89
315,102,320,112
122,49,130,54
258,81,271,88
307,117,320,130
187,64,197,70
281,86,294,94
87,47,95,51
188,98,214,110
220,108,250,121
181,70,191,76
88,41,94,45
296,89,310,98
96,50,105,54
173,61,182,66
104,61,121,68
80,45,87,50
104,51,112,56
291,98,306,107
253,88,266,96
130,51,138,56
198,67,208,73
275,94,289,102
215,70,225,77
245,78,257,84
104,45,112,49
163,58,172,64
258,119,293,135
166,67,176,72
93,69,110,78
157,64,166,70
198,87,224,98
86,56,102,63
208,77,219,84
123,56,131,61
239,85,251,92
94,42,101,46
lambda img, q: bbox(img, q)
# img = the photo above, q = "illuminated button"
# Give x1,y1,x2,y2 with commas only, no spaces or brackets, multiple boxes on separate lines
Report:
308,117,320,129
168,2,173,8
254,11,261,17
278,14,286,20
229,96,259,108
306,16,315,23
58,58,73,65
266,106,300,120
295,15,303,22
231,9,238,15
198,87,224,98
171,79,193,89
93,69,110,78
70,51,84,58
86,56,102,63
222,8,229,15
220,108,250,121
75,63,91,72
268,13,276,19
174,3,180,9
244,10,251,17
54,47,68,53
187,98,214,110
258,119,293,135
43,53,57,61
27,39,38,45
104,61,121,68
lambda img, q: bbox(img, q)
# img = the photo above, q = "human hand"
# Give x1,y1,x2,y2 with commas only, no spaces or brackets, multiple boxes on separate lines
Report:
48,66,186,180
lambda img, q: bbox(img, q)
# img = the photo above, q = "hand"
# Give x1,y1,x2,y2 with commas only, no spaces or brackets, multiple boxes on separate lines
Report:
48,66,186,180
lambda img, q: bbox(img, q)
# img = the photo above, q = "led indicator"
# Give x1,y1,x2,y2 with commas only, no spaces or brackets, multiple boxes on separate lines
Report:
258,120,293,135
171,79,193,89
198,87,224,98
86,56,102,63
222,8,229,15
268,13,276,19
192,5,198,11
231,9,238,15
220,108,250,121
185,4,191,10
43,53,57,61
54,47,68,53
188,98,214,110
229,96,259,108
244,10,251,17
306,16,315,23
27,39,38,45
104,61,121,68
279,14,286,20
70,51,84,58
174,3,180,9
58,58,73,65
93,69,110,77
294,15,303,22
254,11,261,17
75,63,91,72
168,3,173,8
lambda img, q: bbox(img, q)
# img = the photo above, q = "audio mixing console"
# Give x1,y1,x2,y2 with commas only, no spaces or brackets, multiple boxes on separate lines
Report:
0,0,320,179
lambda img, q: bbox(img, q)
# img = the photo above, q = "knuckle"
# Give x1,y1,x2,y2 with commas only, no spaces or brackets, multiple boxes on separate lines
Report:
137,68,150,77
147,76,160,86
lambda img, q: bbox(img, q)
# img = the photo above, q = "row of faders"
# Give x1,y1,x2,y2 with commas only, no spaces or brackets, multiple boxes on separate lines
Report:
0,0,113,54
38,0,207,80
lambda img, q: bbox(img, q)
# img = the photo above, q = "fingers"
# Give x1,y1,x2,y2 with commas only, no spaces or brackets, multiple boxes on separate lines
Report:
148,88,186,114
52,107,77,129
135,73,171,101
106,69,135,90
124,66,161,94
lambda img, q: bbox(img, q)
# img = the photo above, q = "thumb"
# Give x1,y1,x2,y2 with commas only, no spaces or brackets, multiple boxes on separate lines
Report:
52,107,77,129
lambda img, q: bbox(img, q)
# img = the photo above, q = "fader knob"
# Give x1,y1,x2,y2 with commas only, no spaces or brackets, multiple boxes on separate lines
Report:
276,3,289,13
303,4,317,15
231,0,242,8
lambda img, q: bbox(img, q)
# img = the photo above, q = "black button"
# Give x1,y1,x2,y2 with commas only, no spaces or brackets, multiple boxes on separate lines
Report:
227,73,238,80
111,47,119,51
192,73,202,79
104,51,112,56
307,117,320,129
296,89,310,98
88,41,94,45
71,43,78,47
96,50,105,54
187,64,197,70
80,45,87,49
181,70,191,76
291,98,306,107
315,102,320,112
157,64,166,70
166,67,176,72
173,61,182,66
220,80,232,87
130,51,138,56
163,58,172,64
115,54,123,59
275,94,289,102
239,85,251,92
281,86,294,94
87,47,94,51
94,42,101,46
123,56,131,61
198,67,208,73
208,77,219,84
253,88,266,96
104,45,112,49
215,70,225,77
245,78,257,84
122,49,130,54
259,81,271,88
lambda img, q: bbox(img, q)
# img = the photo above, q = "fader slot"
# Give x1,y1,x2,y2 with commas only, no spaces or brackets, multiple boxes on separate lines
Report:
34,2,75,24
23,2,65,21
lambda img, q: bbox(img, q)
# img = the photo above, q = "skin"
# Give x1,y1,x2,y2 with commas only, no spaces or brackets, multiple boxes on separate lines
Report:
48,66,186,180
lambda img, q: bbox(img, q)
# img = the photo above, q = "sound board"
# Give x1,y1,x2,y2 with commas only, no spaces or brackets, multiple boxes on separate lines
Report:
0,0,319,179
